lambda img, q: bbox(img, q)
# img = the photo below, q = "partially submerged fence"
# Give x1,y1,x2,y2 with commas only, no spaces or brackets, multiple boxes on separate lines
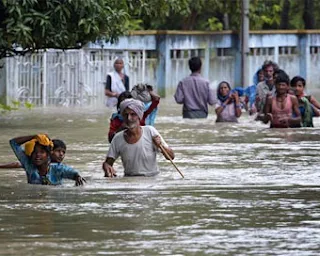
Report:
0,30,319,107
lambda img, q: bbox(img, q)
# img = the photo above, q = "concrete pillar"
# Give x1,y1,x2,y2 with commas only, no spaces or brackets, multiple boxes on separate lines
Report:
298,34,309,83
234,33,242,86
156,34,171,97
241,0,250,87
0,58,7,104
203,45,210,79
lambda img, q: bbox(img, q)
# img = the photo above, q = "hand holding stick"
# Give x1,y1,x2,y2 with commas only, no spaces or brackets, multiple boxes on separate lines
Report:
159,144,184,179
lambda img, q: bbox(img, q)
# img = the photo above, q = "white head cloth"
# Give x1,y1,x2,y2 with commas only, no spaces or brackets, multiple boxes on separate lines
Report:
120,98,145,120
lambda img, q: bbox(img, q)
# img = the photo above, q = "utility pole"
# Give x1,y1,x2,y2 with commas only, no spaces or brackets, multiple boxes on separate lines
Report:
241,0,250,87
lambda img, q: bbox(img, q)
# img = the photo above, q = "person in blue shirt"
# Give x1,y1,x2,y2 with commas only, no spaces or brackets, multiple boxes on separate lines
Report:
9,134,85,186
1,138,67,169
232,68,264,115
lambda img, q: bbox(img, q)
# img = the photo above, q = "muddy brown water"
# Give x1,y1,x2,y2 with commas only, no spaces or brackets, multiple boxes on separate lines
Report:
0,99,320,255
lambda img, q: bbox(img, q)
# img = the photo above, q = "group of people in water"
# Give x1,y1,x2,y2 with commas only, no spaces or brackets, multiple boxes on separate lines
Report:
1,56,319,185
0,58,172,185
175,57,320,128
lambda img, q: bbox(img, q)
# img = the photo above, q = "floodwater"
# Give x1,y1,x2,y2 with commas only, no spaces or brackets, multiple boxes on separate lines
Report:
0,99,320,256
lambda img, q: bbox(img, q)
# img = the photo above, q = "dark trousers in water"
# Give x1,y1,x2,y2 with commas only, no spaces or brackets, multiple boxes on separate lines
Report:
183,109,208,119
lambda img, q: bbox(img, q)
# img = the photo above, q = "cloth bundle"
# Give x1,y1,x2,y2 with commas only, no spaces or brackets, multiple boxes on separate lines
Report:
131,84,151,103
24,134,54,156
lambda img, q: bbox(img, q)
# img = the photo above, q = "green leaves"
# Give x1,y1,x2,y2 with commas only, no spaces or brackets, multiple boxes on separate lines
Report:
0,0,139,57
207,17,223,31
0,100,34,115
1,0,319,59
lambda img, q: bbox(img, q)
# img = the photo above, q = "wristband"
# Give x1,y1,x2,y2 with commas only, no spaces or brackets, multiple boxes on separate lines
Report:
221,103,226,108
236,104,241,108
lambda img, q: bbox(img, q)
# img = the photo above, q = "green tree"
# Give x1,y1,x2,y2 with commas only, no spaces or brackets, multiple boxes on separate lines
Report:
140,0,283,31
0,0,189,59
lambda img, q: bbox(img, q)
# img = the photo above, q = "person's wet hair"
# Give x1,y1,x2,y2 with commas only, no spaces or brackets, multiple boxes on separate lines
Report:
273,69,287,78
262,60,279,72
52,139,66,150
290,76,306,88
114,58,123,64
189,57,202,72
217,81,231,94
117,91,132,110
275,71,290,85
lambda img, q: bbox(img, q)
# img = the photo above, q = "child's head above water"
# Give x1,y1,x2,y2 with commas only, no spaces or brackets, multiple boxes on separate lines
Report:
51,139,67,163
30,142,52,167
290,76,306,97
275,72,290,95
117,91,132,110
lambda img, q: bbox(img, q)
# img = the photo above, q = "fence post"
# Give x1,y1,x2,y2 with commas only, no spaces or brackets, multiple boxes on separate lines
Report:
203,46,210,79
79,49,84,107
241,0,250,88
234,34,242,86
298,34,309,84
123,51,130,89
156,33,171,97
42,51,47,107
0,58,8,104
274,45,279,64
142,49,146,83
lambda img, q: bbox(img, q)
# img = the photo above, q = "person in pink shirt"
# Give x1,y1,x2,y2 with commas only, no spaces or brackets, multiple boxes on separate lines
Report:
215,81,242,122
260,72,301,128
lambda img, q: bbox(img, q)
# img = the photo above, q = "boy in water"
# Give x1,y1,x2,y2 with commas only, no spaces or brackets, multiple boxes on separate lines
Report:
0,139,67,168
290,76,320,127
259,72,301,128
9,134,85,185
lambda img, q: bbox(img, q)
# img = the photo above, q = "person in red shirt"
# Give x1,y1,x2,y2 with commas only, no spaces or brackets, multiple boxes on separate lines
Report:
108,87,160,143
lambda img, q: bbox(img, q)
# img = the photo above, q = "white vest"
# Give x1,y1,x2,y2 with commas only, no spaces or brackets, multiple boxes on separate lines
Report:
105,71,126,108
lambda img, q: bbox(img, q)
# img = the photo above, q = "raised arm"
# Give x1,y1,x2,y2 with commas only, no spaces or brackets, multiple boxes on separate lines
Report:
143,92,160,121
215,97,232,116
233,92,242,118
9,135,37,167
11,135,37,145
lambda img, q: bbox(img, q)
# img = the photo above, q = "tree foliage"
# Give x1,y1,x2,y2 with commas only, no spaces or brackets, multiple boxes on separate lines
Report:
1,0,320,59
139,0,320,31
0,0,189,58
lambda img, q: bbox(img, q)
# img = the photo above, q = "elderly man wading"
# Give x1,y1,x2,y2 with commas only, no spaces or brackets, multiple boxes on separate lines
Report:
102,99,174,177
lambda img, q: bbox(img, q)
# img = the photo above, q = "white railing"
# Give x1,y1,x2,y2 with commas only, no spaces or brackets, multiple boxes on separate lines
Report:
2,31,320,107
5,49,156,107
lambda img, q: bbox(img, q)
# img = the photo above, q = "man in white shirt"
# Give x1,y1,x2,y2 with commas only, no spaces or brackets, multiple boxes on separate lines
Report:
255,60,279,113
102,99,174,177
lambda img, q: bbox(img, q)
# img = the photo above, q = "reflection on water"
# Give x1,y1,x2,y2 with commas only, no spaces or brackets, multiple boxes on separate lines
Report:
1,99,320,255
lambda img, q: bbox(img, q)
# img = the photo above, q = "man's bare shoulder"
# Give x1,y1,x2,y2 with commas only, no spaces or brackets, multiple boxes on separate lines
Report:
289,94,299,104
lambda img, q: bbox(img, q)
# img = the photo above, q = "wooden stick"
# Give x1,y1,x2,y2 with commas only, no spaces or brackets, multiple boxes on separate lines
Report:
159,144,184,179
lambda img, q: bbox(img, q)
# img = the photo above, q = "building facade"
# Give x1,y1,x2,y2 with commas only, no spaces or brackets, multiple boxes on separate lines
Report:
0,30,319,107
